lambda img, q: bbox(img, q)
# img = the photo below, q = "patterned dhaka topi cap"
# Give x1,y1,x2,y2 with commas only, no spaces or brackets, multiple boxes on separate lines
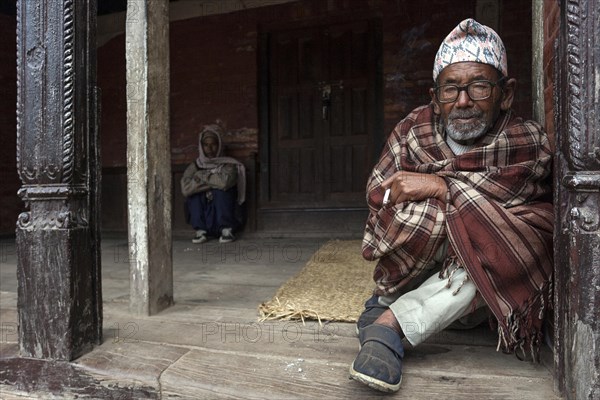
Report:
433,18,507,81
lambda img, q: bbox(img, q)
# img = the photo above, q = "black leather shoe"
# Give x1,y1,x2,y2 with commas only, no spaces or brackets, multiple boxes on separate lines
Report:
349,324,404,393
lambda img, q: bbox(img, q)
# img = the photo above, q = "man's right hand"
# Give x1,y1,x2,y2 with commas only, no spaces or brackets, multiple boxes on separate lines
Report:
381,171,447,204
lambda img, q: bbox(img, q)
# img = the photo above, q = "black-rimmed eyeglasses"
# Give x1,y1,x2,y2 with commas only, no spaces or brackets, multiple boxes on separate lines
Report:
434,77,506,103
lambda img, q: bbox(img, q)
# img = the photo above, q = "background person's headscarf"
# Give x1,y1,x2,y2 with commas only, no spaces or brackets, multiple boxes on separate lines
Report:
196,124,246,204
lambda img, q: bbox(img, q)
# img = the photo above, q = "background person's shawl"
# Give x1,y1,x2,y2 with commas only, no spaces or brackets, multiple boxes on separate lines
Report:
197,125,246,204
362,104,553,358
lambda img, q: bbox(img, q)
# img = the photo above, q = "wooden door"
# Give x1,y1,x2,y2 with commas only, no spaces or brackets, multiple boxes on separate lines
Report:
267,20,379,208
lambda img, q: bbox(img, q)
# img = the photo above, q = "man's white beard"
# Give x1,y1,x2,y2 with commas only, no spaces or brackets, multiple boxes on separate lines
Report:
444,109,490,143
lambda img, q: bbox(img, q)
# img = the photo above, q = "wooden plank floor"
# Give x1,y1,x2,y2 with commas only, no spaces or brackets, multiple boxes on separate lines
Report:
0,236,562,399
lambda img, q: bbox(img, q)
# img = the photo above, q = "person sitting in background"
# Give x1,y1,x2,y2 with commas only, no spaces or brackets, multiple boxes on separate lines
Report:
181,124,246,244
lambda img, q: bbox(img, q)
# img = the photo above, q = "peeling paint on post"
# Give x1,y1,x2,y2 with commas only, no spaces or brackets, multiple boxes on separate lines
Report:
125,0,174,316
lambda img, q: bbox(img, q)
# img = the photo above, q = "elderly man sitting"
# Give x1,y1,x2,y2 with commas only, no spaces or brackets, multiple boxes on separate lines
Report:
181,124,246,244
350,19,553,393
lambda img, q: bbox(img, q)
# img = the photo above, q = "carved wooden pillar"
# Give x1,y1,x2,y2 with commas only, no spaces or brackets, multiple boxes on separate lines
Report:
15,0,102,360
554,0,600,398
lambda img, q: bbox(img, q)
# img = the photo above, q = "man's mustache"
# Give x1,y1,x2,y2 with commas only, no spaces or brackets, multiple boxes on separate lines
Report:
448,110,483,120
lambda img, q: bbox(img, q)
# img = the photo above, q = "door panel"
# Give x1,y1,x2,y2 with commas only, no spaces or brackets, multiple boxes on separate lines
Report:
268,20,378,207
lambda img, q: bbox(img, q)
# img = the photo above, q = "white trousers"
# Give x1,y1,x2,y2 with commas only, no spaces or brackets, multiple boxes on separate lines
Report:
378,241,487,346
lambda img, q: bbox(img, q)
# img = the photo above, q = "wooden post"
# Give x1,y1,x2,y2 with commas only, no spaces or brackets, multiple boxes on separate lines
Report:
125,0,174,316
554,0,600,398
531,0,545,127
15,0,102,360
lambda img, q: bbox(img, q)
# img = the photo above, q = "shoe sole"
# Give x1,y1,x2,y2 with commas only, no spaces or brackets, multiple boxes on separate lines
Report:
349,361,402,393
192,238,207,244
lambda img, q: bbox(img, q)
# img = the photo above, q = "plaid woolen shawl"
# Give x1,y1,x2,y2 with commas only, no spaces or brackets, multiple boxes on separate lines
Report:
362,104,554,357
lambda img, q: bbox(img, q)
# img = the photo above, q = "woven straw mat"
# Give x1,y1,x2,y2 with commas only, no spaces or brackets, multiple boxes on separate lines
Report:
258,239,377,323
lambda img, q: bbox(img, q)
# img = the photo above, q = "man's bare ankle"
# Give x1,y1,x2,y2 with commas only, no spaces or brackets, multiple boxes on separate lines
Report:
374,310,404,337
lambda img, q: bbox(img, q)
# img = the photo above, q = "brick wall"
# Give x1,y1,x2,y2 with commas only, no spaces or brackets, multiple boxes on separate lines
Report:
98,0,534,169
0,13,18,236
380,0,479,135
0,0,537,233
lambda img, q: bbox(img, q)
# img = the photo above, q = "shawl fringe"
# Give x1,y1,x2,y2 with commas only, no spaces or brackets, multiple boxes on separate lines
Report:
495,282,551,362
439,256,470,295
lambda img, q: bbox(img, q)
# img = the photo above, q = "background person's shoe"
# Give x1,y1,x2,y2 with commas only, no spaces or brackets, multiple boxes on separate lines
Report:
219,228,235,243
350,324,404,393
192,230,208,244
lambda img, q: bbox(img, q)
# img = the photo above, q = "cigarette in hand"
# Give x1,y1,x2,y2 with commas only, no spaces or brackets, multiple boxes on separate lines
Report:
383,188,391,205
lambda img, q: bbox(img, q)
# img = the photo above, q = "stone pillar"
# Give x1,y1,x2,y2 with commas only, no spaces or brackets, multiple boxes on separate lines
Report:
15,0,102,360
554,0,600,398
125,0,173,316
